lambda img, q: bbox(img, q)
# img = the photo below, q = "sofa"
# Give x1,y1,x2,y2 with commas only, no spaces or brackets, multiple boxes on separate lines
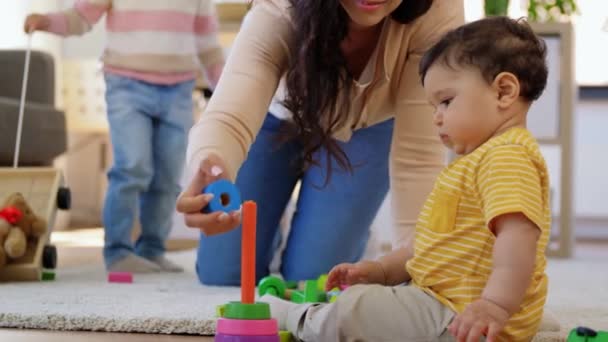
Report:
0,49,66,166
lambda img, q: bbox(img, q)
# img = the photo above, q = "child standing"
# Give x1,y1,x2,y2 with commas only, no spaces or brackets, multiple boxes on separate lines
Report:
262,16,550,341
24,0,225,273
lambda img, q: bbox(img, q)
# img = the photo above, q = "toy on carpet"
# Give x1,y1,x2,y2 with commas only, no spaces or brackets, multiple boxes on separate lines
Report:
258,274,343,304
207,180,286,341
258,275,341,304
0,192,47,268
108,271,133,283
567,326,608,342
41,270,55,281
215,200,282,341
0,37,67,281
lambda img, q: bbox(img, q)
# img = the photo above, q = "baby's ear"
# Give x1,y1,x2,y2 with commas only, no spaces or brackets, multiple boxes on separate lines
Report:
492,72,520,109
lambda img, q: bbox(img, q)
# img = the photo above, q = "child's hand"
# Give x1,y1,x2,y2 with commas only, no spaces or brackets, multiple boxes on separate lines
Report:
175,153,241,236
24,14,50,33
448,299,510,342
325,260,385,291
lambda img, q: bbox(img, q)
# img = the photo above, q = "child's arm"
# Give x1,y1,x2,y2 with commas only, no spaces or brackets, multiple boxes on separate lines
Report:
376,243,414,285
196,0,225,89
482,212,540,315
449,145,546,341
24,0,110,36
326,242,414,290
449,213,540,341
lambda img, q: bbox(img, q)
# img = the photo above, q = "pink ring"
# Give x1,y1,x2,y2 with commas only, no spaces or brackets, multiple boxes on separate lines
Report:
108,272,133,283
216,318,278,335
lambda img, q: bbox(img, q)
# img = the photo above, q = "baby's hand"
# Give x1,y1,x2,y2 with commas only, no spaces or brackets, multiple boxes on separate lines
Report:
325,260,385,291
448,299,510,342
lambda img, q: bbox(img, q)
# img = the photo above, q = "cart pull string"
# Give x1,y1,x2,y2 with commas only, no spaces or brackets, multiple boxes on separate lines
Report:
14,33,32,168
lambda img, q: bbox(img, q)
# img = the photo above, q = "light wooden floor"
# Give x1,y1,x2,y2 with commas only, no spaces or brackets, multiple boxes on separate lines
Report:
1,228,607,341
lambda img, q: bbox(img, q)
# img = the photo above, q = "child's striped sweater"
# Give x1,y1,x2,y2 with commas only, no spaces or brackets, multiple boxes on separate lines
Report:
45,0,224,86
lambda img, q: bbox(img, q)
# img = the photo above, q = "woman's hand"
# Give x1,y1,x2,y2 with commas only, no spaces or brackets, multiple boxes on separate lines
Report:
24,14,50,33
176,154,241,236
325,260,386,291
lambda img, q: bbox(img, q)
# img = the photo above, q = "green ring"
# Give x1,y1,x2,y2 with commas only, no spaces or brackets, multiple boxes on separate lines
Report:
223,301,271,320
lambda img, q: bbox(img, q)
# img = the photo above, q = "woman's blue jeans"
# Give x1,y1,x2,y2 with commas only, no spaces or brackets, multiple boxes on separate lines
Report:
196,114,393,285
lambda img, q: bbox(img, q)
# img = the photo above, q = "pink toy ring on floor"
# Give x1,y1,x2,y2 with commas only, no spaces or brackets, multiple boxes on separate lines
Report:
108,271,133,283
214,334,279,342
216,318,278,336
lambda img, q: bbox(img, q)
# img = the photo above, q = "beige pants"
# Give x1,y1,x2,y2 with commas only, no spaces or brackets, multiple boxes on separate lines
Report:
285,284,466,342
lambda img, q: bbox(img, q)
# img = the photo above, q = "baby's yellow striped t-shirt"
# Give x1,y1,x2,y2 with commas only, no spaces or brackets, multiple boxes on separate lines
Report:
406,127,551,341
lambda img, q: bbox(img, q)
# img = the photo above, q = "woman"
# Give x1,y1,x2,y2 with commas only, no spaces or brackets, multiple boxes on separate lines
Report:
177,0,464,285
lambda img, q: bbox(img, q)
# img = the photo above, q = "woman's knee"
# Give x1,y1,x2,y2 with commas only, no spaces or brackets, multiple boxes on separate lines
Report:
195,256,241,286
195,235,243,286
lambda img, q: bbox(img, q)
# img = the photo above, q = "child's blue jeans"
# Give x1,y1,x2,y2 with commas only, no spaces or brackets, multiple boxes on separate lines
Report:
196,113,393,285
102,73,194,267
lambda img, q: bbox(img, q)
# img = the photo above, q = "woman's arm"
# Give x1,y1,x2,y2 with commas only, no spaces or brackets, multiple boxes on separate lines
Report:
187,1,293,181
390,0,464,246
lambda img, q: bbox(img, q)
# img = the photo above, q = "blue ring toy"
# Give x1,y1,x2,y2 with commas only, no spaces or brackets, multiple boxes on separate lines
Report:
202,179,242,214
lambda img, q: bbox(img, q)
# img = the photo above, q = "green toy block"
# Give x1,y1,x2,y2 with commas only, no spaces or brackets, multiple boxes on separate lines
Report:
216,304,226,318
303,280,318,302
279,330,293,342
290,290,306,303
567,327,608,342
223,301,271,320
305,280,328,302
259,274,331,303
41,270,55,281
290,280,327,303
316,274,328,291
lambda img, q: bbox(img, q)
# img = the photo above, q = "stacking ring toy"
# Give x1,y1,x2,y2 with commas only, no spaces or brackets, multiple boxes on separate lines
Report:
202,179,242,213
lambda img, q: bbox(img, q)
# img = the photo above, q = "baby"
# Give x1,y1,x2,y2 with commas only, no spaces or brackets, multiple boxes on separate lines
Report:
262,16,551,342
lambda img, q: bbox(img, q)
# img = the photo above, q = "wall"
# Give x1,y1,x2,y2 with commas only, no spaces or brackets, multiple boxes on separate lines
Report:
0,0,63,105
569,100,608,218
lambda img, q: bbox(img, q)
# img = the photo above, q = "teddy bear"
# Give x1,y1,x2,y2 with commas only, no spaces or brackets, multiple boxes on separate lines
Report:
0,205,23,267
0,193,47,267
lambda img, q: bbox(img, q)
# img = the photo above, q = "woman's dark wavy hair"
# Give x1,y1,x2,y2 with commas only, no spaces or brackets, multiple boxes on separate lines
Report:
282,0,433,182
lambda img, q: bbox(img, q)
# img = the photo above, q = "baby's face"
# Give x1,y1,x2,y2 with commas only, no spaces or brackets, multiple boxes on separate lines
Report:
423,63,503,155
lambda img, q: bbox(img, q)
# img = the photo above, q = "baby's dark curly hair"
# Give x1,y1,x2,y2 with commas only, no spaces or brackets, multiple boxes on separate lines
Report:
419,16,548,102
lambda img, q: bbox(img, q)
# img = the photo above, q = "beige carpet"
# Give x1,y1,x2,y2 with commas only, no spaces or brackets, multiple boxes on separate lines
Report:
0,250,236,335
0,248,605,340
533,255,608,341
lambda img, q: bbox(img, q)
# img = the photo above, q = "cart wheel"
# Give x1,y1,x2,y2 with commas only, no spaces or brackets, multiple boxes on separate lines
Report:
42,245,58,269
57,187,71,210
